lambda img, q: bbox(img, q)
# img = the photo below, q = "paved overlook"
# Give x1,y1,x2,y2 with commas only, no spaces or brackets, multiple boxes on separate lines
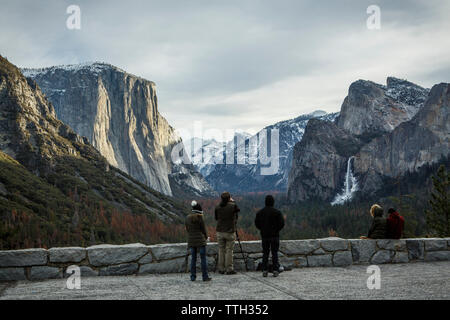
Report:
0,261,449,300
0,238,449,299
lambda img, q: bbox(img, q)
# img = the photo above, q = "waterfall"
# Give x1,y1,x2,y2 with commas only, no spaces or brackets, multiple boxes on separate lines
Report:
331,156,358,205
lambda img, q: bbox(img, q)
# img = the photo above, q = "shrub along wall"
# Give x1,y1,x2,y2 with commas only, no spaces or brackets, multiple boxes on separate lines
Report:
0,237,449,281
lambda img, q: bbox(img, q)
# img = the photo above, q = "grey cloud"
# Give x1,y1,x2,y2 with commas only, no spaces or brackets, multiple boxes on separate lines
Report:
1,0,449,135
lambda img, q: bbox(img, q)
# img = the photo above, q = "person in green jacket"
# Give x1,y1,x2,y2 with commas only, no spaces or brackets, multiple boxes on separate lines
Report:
360,204,387,239
185,201,211,281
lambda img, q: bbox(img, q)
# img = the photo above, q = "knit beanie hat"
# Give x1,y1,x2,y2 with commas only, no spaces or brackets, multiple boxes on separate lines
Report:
191,200,202,212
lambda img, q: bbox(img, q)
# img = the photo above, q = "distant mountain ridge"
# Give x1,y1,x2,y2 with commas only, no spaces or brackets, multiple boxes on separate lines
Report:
184,137,225,177
21,62,216,198
192,110,339,193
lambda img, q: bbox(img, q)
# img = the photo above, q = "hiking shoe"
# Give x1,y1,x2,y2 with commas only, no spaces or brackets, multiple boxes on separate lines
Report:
226,270,237,275
273,271,279,277
203,277,212,282
263,271,268,277
217,270,225,274
190,277,196,281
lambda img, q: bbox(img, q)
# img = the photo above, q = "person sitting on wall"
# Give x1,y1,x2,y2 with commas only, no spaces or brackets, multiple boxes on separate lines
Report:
386,207,405,239
360,204,387,239
185,200,212,282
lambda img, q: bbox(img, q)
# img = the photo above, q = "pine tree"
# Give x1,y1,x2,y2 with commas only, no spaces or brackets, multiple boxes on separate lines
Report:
425,165,449,237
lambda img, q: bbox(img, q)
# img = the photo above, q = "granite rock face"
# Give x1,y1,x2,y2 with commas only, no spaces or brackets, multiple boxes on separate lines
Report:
287,78,449,203
287,119,363,202
0,56,190,224
355,83,450,195
336,78,428,139
0,57,89,172
21,62,215,198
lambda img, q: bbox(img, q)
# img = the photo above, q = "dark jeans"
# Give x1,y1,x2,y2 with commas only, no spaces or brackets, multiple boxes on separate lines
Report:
190,246,209,280
262,237,280,272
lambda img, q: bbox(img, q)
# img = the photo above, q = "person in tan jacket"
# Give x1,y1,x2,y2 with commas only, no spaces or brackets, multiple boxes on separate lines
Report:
214,192,240,274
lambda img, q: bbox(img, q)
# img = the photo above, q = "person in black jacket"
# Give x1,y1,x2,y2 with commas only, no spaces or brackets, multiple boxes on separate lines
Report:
255,195,285,277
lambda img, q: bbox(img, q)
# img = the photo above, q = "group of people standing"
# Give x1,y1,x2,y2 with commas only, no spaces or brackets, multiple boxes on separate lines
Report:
185,192,285,281
185,195,405,282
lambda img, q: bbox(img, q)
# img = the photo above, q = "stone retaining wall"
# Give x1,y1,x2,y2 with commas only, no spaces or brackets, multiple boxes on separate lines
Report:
1,237,449,281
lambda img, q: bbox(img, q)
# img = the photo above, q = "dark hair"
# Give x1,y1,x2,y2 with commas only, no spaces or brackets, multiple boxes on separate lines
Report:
265,195,275,207
388,208,396,214
373,206,384,217
220,191,231,207
192,203,202,211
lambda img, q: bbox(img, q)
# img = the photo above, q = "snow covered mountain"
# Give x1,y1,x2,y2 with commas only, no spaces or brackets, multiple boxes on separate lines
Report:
201,110,339,193
384,76,430,108
184,137,225,177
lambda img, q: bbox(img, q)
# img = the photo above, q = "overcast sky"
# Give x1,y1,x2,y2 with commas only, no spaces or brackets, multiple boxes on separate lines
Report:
1,0,449,141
